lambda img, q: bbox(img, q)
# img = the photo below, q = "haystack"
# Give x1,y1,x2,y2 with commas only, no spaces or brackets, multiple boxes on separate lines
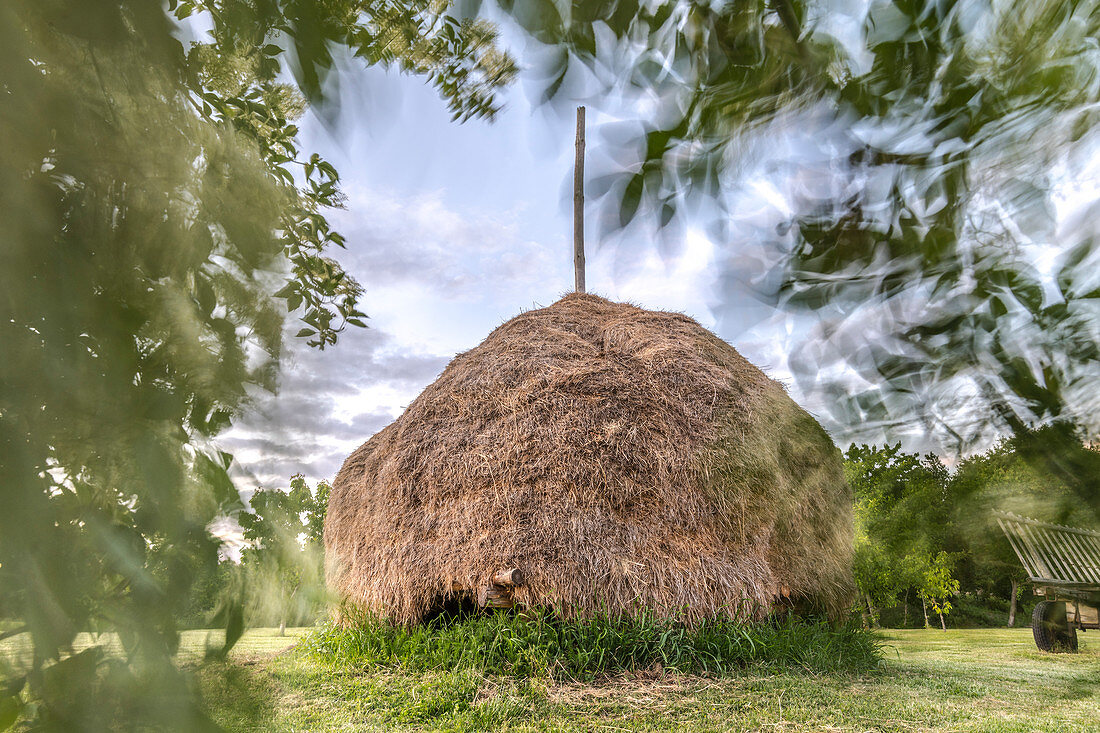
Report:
325,294,854,624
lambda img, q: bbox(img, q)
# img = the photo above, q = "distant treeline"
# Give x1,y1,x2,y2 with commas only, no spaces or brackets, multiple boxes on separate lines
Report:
846,426,1099,629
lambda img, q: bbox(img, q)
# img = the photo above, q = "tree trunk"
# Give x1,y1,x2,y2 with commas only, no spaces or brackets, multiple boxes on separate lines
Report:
1008,578,1018,627
922,597,930,628
903,590,910,628
279,620,286,637
864,594,877,628
939,611,946,631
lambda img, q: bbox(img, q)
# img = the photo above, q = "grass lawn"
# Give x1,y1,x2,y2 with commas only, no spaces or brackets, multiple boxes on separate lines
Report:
0,626,309,671
196,627,1100,732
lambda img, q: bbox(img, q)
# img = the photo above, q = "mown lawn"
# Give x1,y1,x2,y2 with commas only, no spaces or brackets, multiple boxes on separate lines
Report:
196,627,1099,732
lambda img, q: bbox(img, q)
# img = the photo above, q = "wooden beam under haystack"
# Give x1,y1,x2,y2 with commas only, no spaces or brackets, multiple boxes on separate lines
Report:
451,568,525,609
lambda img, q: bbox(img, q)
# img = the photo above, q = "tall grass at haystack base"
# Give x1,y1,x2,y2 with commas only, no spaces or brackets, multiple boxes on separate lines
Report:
302,608,882,681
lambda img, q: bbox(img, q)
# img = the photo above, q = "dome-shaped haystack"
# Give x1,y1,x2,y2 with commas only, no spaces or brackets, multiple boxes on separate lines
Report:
325,294,854,624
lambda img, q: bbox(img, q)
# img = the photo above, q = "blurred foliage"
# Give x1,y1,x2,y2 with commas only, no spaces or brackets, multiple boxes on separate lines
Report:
845,431,1099,627
175,563,235,631
0,0,512,728
498,0,1100,510
238,476,330,632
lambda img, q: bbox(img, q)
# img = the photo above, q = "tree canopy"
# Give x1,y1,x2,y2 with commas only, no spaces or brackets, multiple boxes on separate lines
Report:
496,0,1100,495
846,432,1098,629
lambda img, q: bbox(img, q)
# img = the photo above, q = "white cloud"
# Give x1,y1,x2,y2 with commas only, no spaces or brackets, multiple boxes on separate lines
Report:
589,227,718,327
221,185,725,493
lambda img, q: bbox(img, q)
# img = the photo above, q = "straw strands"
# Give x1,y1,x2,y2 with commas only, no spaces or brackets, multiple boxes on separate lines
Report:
324,294,854,624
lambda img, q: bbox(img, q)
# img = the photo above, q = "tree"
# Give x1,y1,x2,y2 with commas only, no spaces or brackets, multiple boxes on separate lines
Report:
846,443,951,626
495,0,1100,510
918,552,960,631
851,535,898,628
238,476,330,635
0,0,513,727
845,435,1096,628
947,428,1099,625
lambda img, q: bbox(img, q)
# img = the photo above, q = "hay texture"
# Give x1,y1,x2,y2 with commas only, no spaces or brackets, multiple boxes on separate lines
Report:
325,294,854,624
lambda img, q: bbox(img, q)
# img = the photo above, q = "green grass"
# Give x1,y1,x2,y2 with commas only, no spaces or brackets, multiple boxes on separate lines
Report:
301,611,881,679
0,626,307,671
198,627,1100,732
7,624,1099,730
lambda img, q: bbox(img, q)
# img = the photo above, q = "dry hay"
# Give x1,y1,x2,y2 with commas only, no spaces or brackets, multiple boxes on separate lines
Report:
325,294,854,624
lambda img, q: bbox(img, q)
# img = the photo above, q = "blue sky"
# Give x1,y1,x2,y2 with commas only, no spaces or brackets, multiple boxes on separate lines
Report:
218,51,794,493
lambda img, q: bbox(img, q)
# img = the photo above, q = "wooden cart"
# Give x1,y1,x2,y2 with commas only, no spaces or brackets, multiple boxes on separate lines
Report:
996,511,1100,652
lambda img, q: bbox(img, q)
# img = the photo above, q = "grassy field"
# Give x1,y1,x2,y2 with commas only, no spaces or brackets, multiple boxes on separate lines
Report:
193,627,1099,732
0,626,309,671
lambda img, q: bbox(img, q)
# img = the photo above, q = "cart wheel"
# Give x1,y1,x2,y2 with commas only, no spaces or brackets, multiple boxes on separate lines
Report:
1032,601,1078,653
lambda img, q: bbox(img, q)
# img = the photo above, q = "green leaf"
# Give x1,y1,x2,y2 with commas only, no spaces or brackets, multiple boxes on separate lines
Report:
0,695,21,730
619,173,644,228
274,282,297,298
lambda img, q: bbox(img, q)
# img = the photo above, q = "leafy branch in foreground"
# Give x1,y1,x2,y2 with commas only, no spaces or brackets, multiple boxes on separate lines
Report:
497,0,1100,500
0,0,514,728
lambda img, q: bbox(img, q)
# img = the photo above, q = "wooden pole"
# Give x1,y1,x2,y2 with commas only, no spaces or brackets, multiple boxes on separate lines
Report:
573,106,586,293
491,568,524,587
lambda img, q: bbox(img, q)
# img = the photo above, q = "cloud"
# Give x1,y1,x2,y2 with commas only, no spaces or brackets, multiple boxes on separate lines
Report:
219,184,731,495
219,186,561,491
332,186,567,301
220,321,448,491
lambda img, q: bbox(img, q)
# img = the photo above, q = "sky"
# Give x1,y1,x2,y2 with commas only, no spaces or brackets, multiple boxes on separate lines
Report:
218,47,798,497
213,5,1100,508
